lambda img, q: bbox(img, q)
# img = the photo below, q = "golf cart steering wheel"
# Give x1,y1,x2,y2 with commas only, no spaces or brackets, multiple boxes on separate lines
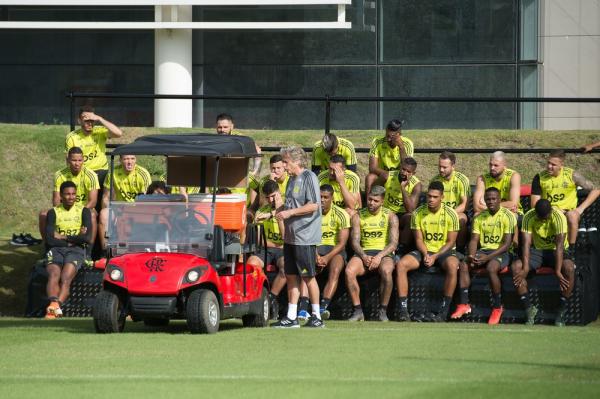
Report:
171,208,211,237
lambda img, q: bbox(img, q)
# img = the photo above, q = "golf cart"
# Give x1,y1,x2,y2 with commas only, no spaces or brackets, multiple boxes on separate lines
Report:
93,134,269,334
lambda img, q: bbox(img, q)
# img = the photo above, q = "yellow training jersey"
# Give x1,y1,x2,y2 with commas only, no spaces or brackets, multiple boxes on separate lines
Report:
384,171,420,214
522,208,569,250
104,164,152,202
411,204,460,253
320,204,351,246
368,136,414,171
53,203,85,237
54,166,99,206
431,171,470,210
257,205,283,245
472,208,517,251
533,167,578,211
311,137,358,171
65,126,109,171
358,207,392,251
317,169,360,209
483,168,523,214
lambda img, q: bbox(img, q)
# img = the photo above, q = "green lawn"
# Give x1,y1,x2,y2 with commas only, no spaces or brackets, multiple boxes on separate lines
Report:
0,318,599,398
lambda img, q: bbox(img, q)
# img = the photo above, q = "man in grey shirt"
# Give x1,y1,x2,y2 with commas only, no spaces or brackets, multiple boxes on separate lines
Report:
273,146,323,328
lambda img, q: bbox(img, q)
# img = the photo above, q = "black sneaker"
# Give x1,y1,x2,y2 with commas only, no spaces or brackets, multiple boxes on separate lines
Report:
10,234,28,246
23,233,42,245
397,308,411,322
304,315,325,328
377,307,389,322
424,309,448,323
271,316,299,328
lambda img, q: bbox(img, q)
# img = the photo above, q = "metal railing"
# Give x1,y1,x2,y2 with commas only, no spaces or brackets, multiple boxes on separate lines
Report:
68,91,600,154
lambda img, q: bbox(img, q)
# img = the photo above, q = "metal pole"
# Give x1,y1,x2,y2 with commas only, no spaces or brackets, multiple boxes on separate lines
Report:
325,94,331,134
69,92,75,132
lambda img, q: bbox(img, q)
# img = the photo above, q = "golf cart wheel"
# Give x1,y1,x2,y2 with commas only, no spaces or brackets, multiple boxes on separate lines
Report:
242,287,269,328
93,289,126,333
143,318,169,327
187,289,220,334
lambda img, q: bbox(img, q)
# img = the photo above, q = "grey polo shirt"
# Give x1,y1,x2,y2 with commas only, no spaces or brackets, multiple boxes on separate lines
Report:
283,169,322,245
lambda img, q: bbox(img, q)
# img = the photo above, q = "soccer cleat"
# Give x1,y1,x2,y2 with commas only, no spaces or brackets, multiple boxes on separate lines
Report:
555,307,566,327
45,301,62,319
320,307,330,320
10,233,28,246
348,308,364,322
297,310,310,321
488,307,503,325
304,315,325,328
525,305,538,326
377,308,389,322
396,308,411,322
271,316,300,328
424,311,446,323
450,304,472,319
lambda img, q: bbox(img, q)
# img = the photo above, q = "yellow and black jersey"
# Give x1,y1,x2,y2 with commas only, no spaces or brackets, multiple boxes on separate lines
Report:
531,167,578,211
522,208,569,250
104,164,152,202
54,166,99,205
431,171,470,210
321,205,350,246
384,172,420,214
259,175,289,201
317,169,360,209
65,126,109,171
45,204,92,248
311,137,357,171
472,208,517,251
257,205,283,245
411,204,460,253
368,136,414,171
483,168,523,214
358,206,392,251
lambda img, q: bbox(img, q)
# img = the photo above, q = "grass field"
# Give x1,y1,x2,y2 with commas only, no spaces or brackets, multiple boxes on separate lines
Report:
1,318,599,398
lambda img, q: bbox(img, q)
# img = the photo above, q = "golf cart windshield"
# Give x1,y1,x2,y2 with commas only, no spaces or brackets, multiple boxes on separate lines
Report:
107,201,215,257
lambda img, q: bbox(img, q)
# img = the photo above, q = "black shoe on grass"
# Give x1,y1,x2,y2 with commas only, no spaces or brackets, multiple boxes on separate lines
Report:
304,315,325,328
271,316,299,328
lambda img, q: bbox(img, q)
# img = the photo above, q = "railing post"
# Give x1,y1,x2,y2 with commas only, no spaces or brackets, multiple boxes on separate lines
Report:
325,94,331,134
69,92,75,132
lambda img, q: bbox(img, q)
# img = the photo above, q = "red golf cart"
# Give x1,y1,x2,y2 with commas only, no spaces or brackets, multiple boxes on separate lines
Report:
93,134,269,334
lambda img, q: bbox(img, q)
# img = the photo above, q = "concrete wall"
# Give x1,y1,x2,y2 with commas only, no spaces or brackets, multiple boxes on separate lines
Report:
540,0,600,130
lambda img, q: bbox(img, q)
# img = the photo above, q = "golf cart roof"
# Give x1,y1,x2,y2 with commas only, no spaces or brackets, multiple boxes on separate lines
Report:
111,133,260,158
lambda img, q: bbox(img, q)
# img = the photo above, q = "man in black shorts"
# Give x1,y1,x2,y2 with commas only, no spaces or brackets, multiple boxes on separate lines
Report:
316,184,350,319
272,146,323,328
247,180,286,319
511,199,575,326
44,181,93,319
345,185,399,322
395,181,461,322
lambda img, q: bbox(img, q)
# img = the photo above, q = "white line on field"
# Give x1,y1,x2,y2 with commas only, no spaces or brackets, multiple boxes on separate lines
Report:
1,374,599,385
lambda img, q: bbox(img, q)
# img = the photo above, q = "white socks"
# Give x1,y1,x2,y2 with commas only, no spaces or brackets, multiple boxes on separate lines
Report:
287,303,298,320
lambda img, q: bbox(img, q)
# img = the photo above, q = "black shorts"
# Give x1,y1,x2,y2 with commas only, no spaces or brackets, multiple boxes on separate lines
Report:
94,169,108,188
257,247,284,267
284,244,317,277
317,245,347,263
46,246,85,271
408,250,461,268
529,248,571,270
472,249,511,268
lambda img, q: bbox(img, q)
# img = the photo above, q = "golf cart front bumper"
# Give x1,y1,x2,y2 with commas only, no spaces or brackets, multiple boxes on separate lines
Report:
129,296,177,317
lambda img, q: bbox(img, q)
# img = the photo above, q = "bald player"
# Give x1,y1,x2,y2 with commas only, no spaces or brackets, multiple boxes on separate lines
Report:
473,151,522,216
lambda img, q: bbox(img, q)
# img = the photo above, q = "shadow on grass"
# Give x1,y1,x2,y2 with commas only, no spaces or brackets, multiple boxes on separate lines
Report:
0,317,247,335
400,355,600,372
